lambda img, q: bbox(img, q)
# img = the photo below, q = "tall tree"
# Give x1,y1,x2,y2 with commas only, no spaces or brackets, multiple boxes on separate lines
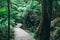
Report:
35,0,53,40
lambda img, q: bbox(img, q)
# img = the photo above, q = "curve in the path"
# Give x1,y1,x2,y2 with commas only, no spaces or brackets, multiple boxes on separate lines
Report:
14,27,35,40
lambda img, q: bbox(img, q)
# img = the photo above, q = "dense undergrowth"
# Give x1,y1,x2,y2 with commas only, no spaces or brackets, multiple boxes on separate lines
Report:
0,0,60,40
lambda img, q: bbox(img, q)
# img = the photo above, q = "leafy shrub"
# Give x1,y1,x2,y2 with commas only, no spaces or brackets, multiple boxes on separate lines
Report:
11,0,42,32
0,0,15,40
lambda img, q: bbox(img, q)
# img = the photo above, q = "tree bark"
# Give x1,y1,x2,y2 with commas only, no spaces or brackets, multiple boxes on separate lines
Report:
36,0,53,40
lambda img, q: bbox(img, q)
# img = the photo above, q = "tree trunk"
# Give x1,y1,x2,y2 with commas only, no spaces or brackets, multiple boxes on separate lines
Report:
35,0,53,40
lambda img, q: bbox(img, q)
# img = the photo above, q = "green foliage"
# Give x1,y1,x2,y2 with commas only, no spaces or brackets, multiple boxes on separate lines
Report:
0,0,15,40
0,0,41,40
11,0,41,31
0,7,7,13
53,28,60,40
1,0,60,40
55,21,60,27
11,0,41,19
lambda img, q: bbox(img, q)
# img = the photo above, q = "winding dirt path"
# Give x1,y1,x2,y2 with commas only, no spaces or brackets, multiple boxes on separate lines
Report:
13,27,35,40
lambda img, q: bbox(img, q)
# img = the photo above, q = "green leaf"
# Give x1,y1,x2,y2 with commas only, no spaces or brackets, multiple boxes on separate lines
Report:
0,7,7,13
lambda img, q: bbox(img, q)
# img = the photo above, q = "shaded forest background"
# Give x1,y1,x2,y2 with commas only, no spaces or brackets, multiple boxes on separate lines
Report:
0,0,60,40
